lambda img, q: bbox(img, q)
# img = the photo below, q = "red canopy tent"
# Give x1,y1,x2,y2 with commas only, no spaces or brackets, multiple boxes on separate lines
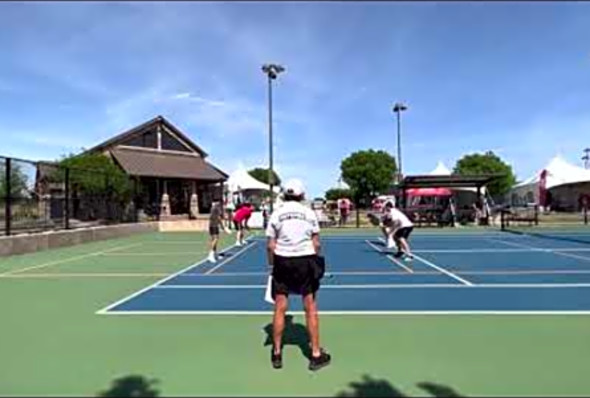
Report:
406,187,452,197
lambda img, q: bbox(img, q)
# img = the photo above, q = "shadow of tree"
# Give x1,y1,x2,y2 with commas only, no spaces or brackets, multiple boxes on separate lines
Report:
263,314,312,359
335,375,466,397
335,375,406,397
97,374,160,397
417,381,464,397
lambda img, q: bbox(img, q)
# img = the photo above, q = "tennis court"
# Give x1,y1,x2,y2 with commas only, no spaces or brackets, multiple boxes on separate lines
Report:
2,227,590,396
98,229,590,315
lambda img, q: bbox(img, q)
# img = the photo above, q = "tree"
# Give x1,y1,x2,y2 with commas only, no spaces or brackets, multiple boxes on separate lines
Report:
325,188,353,201
0,162,29,198
340,150,397,207
56,153,132,201
453,151,516,198
248,167,281,186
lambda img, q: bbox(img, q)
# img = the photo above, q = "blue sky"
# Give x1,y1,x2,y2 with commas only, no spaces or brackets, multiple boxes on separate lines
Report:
1,2,590,197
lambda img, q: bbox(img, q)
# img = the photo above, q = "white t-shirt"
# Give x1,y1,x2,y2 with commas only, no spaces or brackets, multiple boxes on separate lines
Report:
265,201,320,257
383,207,413,229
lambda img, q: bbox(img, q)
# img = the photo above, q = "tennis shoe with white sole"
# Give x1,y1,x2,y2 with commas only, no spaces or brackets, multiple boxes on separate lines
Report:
309,349,331,371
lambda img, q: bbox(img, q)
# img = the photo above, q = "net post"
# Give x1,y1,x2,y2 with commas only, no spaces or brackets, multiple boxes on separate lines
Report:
355,198,360,228
500,207,506,231
5,157,11,236
134,176,139,223
64,167,70,230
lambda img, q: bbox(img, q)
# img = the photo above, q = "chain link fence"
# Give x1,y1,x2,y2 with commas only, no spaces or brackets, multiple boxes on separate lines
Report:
1,155,138,236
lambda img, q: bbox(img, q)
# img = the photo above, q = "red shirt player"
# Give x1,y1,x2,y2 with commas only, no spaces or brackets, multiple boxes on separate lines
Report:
232,203,254,246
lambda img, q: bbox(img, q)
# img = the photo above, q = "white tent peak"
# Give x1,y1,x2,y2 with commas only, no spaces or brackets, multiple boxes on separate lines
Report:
429,161,451,175
226,168,280,193
514,155,590,189
336,178,350,190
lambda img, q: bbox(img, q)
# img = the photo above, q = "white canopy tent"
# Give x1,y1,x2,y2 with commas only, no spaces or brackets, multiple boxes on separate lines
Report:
427,162,486,194
429,161,452,176
225,167,281,194
224,166,281,228
513,155,590,190
509,156,590,210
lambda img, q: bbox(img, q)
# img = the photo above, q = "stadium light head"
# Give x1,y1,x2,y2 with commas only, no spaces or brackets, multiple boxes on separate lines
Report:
393,102,408,113
262,63,285,80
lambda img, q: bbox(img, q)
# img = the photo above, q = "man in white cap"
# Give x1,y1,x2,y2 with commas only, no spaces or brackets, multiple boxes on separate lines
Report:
265,178,331,371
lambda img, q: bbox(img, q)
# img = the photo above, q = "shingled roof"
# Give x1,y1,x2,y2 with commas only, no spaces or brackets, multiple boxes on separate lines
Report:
86,115,209,157
111,147,227,181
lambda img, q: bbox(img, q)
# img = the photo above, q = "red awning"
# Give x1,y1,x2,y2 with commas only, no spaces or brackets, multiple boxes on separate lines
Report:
406,187,452,197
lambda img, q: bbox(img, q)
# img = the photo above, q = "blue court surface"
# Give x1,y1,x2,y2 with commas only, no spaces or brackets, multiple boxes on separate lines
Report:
97,231,590,315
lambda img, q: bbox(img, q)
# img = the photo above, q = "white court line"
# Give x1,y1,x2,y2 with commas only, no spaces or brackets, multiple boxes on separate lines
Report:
411,254,473,286
376,237,471,285
180,269,590,277
549,251,590,263
491,238,590,264
0,272,169,278
95,242,239,314
365,240,413,273
155,283,458,289
102,251,207,256
97,310,590,316
7,269,590,280
204,241,257,275
489,238,545,251
0,242,143,276
153,282,590,289
183,271,418,276
414,248,590,253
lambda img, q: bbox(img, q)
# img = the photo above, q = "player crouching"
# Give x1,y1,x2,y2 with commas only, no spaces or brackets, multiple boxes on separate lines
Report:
380,201,414,262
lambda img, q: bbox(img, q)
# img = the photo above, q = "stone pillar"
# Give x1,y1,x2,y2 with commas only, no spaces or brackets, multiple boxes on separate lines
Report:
38,194,50,221
190,181,199,217
160,180,171,217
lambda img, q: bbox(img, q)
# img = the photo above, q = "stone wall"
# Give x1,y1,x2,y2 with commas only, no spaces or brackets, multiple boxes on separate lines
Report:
0,223,159,257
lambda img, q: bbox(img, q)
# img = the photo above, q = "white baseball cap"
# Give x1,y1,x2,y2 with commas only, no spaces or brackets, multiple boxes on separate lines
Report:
283,178,306,197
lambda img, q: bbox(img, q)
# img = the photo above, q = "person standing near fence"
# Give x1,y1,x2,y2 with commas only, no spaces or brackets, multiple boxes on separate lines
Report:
266,178,331,371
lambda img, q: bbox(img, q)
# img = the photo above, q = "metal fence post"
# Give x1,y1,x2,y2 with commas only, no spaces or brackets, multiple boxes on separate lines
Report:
5,157,11,236
64,167,70,229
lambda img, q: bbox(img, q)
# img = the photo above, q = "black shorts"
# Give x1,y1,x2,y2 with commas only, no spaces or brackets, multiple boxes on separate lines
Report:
209,225,220,236
233,220,244,231
394,226,414,240
272,255,320,298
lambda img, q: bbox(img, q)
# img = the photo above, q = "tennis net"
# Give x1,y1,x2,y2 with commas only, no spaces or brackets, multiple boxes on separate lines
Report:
501,207,590,245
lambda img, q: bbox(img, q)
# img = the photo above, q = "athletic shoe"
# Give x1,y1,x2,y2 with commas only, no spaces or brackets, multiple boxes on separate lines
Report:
235,241,242,247
387,238,395,249
207,252,216,263
271,347,282,369
309,349,331,371
404,254,414,262
393,251,404,258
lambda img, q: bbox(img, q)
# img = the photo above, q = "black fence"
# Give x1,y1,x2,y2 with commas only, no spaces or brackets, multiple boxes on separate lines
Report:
1,155,139,236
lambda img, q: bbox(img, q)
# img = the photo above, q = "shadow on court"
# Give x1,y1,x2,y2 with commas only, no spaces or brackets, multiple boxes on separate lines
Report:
263,314,312,360
97,374,160,397
335,375,465,397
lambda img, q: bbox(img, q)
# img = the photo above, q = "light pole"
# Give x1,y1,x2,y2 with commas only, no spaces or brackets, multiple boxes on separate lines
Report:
262,63,285,213
392,102,408,183
583,148,590,169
